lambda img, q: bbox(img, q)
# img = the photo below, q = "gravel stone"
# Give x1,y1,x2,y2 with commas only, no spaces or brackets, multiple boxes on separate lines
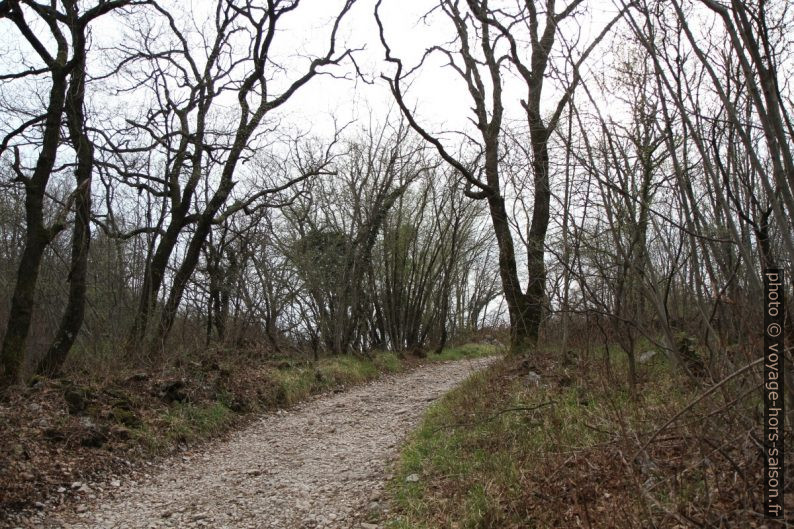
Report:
26,358,492,529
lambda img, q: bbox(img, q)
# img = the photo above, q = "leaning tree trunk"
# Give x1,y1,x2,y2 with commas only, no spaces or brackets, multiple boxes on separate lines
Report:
154,210,216,352
0,69,69,384
152,154,241,350
128,222,183,346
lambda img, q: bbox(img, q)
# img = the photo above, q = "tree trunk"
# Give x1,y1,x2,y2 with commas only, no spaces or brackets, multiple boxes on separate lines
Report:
37,25,94,377
487,193,534,354
1,231,49,383
525,127,552,351
128,219,185,347
36,175,91,376
153,213,214,351
0,69,69,384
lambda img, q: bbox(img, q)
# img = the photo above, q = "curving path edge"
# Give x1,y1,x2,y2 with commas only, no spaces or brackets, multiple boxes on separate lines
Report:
20,357,494,529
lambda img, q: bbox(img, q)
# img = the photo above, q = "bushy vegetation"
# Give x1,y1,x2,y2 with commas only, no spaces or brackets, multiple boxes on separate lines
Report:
388,347,782,528
1,0,792,524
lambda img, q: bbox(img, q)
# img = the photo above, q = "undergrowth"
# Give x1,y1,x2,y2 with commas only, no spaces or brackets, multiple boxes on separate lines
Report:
0,342,498,513
387,348,792,528
100,346,497,452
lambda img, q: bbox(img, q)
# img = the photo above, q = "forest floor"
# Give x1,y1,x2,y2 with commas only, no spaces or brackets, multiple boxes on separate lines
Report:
3,355,494,529
386,350,794,528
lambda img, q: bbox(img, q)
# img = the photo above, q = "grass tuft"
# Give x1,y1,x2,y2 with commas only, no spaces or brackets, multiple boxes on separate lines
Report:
386,349,772,528
431,343,498,362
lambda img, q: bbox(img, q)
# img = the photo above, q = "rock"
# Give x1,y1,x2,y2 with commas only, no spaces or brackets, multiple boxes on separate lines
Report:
111,407,142,428
110,425,131,439
57,487,66,493
34,502,45,510
110,479,121,488
43,427,65,442
525,371,541,386
75,504,88,513
561,350,578,367
80,428,107,448
227,397,249,413
361,523,379,529
159,380,188,403
404,473,419,483
28,374,46,388
558,374,573,387
480,336,504,348
20,472,34,481
70,481,83,490
64,386,93,415
637,350,659,364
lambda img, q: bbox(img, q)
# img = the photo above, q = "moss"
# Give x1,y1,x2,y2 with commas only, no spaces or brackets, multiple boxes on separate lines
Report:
110,406,142,428
373,352,404,373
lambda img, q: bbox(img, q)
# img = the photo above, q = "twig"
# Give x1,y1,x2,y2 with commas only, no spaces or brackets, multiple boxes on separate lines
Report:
632,357,763,461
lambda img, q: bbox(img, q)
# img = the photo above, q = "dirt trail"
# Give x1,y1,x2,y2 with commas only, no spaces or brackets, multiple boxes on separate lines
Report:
16,357,493,529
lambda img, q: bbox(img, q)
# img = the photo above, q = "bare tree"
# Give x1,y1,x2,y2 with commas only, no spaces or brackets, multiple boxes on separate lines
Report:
376,0,625,353
103,0,358,352
0,0,137,383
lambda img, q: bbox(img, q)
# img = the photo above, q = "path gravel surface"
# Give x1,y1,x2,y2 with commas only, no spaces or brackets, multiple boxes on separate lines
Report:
15,357,493,529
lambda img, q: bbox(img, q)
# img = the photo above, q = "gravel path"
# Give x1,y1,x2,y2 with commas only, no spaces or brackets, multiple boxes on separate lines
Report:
21,357,493,529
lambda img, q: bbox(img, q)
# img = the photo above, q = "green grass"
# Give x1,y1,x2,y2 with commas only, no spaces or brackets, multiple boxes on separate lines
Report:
261,345,498,408
161,401,235,444
388,366,531,529
131,401,235,450
134,344,500,455
385,351,713,529
373,351,404,372
429,343,499,362
263,351,411,407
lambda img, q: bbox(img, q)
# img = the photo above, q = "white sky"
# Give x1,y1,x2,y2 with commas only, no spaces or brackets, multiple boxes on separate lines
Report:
0,0,627,152
272,0,482,138
261,0,625,142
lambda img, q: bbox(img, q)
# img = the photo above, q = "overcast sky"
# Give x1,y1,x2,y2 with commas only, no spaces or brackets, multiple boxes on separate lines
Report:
0,0,628,149
262,0,624,141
